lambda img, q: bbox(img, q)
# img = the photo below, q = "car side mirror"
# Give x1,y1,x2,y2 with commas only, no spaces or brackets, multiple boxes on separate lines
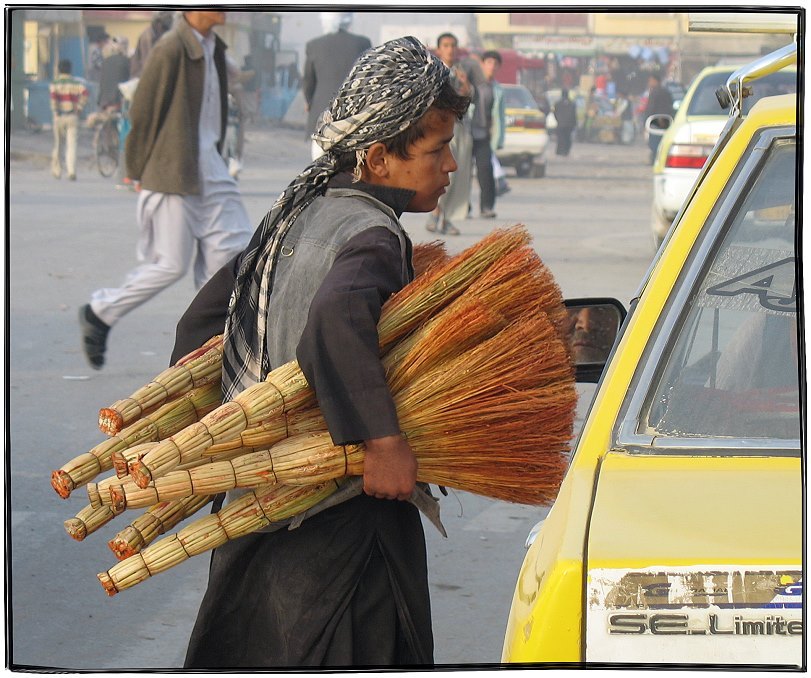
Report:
644,113,673,135
563,298,626,383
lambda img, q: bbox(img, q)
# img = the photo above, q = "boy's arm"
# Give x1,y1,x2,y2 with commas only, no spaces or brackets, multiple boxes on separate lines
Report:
296,227,417,500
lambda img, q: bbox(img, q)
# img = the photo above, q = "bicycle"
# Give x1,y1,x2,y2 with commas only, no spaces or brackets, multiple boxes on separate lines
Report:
92,108,121,178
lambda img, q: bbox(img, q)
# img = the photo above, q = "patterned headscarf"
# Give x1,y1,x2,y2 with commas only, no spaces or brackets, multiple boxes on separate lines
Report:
222,36,449,399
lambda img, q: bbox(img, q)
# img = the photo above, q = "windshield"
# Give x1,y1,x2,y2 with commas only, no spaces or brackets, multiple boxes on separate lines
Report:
687,70,797,116
641,138,799,440
503,86,540,110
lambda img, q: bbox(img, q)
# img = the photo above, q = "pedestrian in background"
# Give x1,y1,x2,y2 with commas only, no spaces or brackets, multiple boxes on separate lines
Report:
553,89,576,156
49,59,88,181
97,37,130,111
85,31,108,84
129,9,175,78
614,89,634,145
225,54,252,178
643,72,674,163
426,32,474,236
302,11,371,161
470,50,504,219
240,54,259,123
79,10,253,370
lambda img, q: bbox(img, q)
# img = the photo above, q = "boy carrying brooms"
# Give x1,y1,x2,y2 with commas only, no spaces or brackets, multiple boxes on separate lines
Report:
176,37,470,668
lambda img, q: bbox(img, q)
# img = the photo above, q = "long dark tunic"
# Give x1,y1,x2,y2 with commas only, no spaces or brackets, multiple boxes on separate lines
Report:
176,179,434,668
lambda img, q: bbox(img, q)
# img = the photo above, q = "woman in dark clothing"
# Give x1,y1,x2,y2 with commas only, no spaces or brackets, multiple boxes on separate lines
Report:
176,37,469,668
554,89,577,156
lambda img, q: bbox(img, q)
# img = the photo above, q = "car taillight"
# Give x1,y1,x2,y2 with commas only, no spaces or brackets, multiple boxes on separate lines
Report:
506,115,545,130
665,143,713,169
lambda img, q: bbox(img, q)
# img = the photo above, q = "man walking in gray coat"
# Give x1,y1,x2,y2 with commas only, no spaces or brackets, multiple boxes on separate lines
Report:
79,10,252,369
302,12,371,160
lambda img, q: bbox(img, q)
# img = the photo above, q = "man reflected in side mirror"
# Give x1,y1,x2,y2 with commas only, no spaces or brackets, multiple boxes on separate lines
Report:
567,306,621,364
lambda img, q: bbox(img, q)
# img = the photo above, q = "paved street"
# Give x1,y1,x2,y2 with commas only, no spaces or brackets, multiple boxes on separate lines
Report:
7,120,655,669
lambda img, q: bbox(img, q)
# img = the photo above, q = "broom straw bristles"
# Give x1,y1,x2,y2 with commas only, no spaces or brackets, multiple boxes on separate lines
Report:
383,300,507,395
98,335,224,435
411,240,450,278
376,226,531,351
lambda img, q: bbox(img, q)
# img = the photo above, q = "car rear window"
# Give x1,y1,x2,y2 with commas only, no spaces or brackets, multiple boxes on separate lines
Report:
687,70,797,116
641,138,799,441
503,86,540,110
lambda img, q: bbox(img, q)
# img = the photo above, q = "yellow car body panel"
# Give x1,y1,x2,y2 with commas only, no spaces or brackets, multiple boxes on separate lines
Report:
586,454,802,665
588,454,802,568
501,92,798,664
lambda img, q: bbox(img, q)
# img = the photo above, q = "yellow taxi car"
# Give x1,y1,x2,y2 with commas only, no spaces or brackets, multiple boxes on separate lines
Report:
650,63,796,248
502,41,802,668
497,84,550,178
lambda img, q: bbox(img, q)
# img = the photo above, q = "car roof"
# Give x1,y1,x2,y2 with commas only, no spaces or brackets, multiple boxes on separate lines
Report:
741,92,796,126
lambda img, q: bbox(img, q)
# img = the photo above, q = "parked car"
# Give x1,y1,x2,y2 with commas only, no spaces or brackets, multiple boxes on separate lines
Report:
650,62,796,247
502,42,801,667
497,84,549,178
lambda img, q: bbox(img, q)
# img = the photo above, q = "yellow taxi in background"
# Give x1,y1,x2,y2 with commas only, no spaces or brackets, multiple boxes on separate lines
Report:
497,84,549,178
502,40,802,668
650,63,796,248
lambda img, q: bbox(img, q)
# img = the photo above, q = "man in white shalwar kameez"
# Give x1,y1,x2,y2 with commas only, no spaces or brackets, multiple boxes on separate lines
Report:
80,10,252,370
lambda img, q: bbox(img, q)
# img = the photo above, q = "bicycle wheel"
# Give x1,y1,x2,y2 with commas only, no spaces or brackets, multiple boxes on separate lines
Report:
97,118,119,178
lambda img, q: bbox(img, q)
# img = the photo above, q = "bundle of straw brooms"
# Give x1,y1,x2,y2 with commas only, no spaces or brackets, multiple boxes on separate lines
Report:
52,226,577,596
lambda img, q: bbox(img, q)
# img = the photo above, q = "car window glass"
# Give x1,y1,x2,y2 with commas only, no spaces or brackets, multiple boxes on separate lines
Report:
504,86,539,109
687,71,797,116
641,139,799,440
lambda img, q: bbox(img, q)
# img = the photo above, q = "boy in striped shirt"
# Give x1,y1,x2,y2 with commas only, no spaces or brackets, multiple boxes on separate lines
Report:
49,59,89,180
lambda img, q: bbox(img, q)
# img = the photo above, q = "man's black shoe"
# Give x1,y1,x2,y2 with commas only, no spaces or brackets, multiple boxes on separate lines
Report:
79,304,110,370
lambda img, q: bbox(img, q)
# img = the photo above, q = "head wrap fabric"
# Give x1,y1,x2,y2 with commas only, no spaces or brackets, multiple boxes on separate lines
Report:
221,36,449,400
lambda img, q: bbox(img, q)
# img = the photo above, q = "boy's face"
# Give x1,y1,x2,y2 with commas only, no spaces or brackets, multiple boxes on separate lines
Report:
436,37,458,67
481,57,500,81
382,108,458,213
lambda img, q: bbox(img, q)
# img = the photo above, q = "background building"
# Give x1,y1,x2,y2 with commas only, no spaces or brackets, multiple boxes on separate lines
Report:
9,8,798,131
475,10,794,101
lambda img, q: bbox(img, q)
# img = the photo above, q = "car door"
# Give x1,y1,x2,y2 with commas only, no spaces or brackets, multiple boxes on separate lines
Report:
585,128,802,666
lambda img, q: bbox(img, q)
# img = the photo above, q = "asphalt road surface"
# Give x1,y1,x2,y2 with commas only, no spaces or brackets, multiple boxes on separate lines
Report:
7,122,655,670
